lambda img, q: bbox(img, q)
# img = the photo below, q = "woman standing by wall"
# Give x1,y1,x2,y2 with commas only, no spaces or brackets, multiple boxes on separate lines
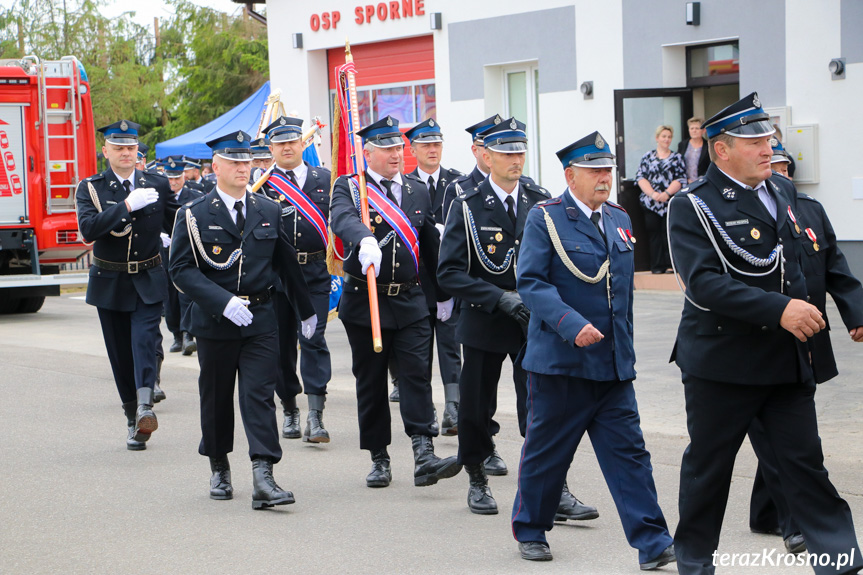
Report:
636,125,687,274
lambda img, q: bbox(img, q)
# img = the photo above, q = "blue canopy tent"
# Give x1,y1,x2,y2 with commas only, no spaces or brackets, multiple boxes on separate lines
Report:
155,81,271,160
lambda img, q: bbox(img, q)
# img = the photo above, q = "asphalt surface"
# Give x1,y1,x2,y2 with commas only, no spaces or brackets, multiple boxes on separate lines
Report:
1,290,861,575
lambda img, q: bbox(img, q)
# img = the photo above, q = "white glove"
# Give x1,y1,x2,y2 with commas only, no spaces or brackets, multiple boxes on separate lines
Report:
358,237,382,277
301,314,318,339
223,296,253,326
160,232,171,248
125,187,159,211
435,223,445,238
436,298,454,322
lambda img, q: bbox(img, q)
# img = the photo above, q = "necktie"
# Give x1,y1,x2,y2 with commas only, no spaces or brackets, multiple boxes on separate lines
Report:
505,195,516,227
381,179,397,205
122,180,131,194
286,170,298,187
427,175,435,196
234,200,245,234
590,211,606,241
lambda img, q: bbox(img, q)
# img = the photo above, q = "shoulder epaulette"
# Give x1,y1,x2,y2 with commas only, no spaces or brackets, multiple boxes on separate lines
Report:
186,195,208,209
86,173,104,182
679,177,707,194
798,192,818,203
606,200,627,213
447,168,464,178
461,185,481,200
536,197,561,207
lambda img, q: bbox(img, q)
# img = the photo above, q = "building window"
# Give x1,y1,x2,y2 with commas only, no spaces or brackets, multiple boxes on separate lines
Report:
687,41,739,87
503,64,540,179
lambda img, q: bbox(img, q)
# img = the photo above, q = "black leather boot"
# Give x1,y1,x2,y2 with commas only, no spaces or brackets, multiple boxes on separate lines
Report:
153,356,166,403
466,463,498,514
411,435,462,487
441,383,459,436
122,401,145,451
209,455,233,500
555,479,599,521
134,387,158,442
484,442,508,476
182,331,197,356
251,458,294,509
389,380,399,402
366,448,392,488
303,394,330,443
169,332,182,353
281,400,301,439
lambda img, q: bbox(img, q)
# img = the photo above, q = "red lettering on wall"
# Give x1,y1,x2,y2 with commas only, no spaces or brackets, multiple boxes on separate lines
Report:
402,0,413,17
365,5,375,23
332,11,341,27
310,13,320,31
322,12,331,29
416,0,425,16
377,3,387,21
355,6,364,24
389,1,400,18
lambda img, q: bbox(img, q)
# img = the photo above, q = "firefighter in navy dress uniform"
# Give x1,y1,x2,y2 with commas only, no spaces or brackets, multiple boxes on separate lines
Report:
438,119,597,521
258,115,334,443
75,120,180,450
667,93,863,574
510,132,675,568
183,156,215,193
746,139,863,556
249,137,273,185
169,130,316,509
330,115,461,489
388,118,463,436
160,157,203,358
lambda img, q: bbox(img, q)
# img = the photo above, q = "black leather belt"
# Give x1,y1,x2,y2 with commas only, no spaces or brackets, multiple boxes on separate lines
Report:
235,286,275,305
296,250,326,265
345,274,418,296
93,254,161,274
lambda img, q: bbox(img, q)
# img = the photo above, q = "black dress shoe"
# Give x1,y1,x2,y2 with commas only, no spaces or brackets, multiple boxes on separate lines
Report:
519,541,552,561
640,545,676,571
484,447,508,476
430,406,440,436
411,435,462,486
133,387,158,442
555,480,599,521
366,448,391,488
122,401,146,451
182,331,197,356
282,407,301,439
153,357,166,403
389,382,399,402
784,532,806,554
209,456,233,500
465,464,498,515
169,333,182,353
441,383,459,436
251,458,294,509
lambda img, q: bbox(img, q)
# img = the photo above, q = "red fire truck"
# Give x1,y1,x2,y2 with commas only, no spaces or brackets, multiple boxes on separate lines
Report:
0,55,96,313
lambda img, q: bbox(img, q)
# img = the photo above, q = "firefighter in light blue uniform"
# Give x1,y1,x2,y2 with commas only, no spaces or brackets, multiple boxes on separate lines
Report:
511,132,674,569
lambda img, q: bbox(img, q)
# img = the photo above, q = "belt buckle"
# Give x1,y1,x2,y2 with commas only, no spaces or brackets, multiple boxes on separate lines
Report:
297,252,308,265
127,261,138,274
386,283,400,296
238,295,250,301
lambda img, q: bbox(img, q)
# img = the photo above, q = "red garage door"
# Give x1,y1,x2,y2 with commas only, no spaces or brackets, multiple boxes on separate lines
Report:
328,35,435,173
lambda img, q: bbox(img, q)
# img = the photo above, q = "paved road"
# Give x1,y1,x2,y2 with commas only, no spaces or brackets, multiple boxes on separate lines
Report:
1,291,861,574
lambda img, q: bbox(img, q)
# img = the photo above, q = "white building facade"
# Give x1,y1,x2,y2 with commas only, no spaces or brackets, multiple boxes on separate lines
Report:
266,0,863,273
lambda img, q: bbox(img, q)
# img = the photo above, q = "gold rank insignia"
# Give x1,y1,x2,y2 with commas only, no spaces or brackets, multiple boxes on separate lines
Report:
487,244,496,254
212,246,222,255
375,215,383,224
813,242,820,251
795,224,801,234
370,226,376,233
750,228,761,240
494,232,503,242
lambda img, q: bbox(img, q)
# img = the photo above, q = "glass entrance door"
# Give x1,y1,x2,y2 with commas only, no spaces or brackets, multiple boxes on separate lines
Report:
613,88,692,271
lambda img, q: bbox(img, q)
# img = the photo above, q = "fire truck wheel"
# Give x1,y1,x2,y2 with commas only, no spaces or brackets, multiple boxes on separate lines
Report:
16,296,45,313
